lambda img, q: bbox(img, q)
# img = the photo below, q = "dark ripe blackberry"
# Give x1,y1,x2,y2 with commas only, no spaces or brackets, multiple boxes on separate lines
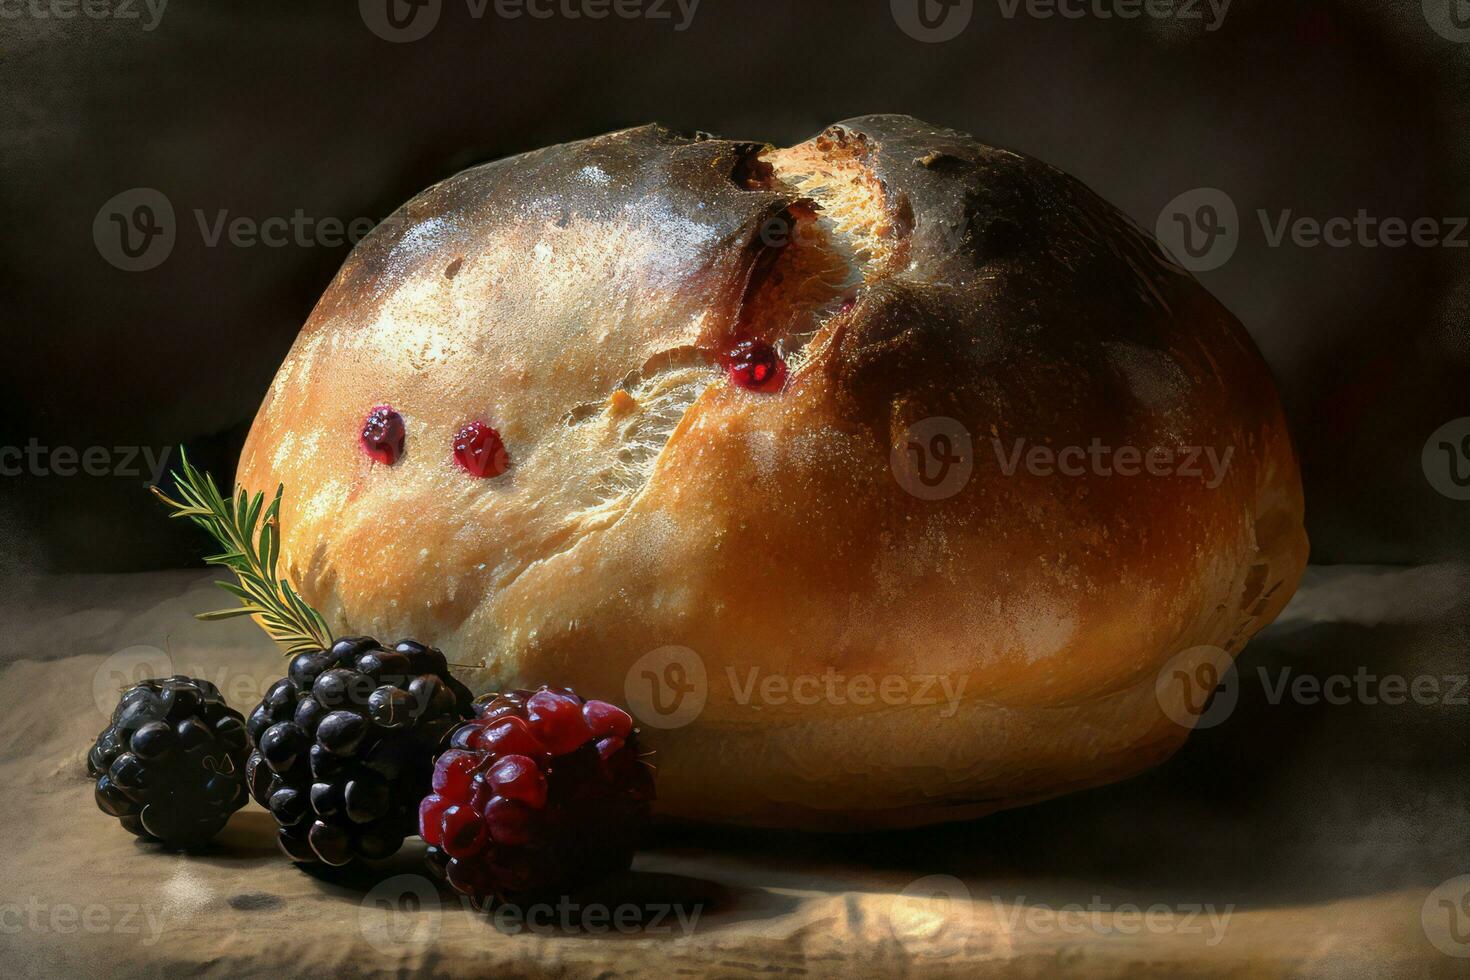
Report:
421,686,654,908
88,676,250,849
246,635,473,866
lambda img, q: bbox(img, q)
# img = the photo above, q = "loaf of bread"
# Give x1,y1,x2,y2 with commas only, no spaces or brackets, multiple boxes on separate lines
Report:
239,115,1307,829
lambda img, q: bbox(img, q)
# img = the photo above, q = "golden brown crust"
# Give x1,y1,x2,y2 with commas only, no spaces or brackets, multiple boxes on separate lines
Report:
239,116,1307,829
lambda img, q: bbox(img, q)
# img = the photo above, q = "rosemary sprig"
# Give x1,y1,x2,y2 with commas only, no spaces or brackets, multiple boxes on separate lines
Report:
151,448,334,656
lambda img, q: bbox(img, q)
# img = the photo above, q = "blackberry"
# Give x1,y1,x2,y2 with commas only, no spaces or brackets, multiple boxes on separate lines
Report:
88,676,250,848
421,686,654,907
246,635,473,865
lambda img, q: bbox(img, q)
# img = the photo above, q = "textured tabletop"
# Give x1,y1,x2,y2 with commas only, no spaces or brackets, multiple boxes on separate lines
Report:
1,566,1467,978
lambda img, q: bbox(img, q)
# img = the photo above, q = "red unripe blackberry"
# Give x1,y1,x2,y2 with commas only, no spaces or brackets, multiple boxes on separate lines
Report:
422,686,654,907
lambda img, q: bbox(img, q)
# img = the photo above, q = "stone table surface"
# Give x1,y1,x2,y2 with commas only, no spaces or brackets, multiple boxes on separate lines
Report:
1,566,1467,978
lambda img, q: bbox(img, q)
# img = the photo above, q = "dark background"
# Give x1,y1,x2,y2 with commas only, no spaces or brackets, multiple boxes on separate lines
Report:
2,0,1467,574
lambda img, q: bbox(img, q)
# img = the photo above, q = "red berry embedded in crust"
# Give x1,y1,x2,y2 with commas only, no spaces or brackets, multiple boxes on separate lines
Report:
453,420,509,478
724,339,787,393
361,406,406,465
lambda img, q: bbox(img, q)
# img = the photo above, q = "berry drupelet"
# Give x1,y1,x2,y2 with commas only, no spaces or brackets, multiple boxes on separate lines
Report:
246,636,474,865
421,686,654,907
89,676,251,849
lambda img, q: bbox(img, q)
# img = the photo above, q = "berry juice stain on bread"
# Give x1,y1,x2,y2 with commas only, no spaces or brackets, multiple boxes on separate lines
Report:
239,115,1308,830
